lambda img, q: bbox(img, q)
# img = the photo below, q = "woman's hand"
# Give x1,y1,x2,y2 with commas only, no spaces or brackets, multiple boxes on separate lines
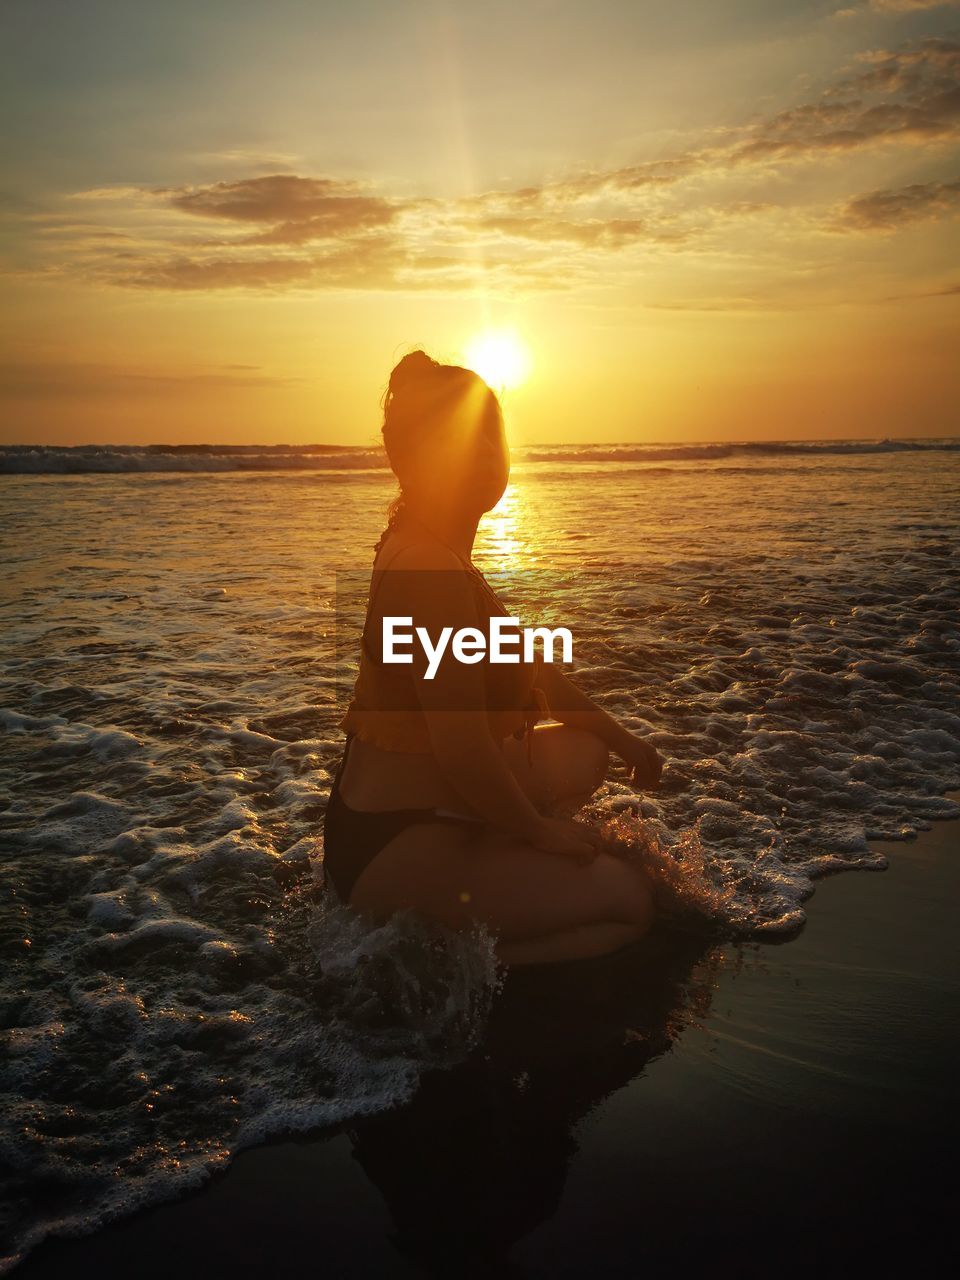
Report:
615,733,663,788
529,816,604,864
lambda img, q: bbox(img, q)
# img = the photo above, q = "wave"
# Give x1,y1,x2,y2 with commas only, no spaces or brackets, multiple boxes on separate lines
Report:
522,438,960,465
0,443,388,475
2,437,959,475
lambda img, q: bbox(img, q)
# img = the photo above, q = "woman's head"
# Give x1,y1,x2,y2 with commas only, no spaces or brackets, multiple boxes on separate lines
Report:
380,349,509,519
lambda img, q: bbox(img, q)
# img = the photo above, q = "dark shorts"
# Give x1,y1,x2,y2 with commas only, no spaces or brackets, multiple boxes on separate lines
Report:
321,735,481,904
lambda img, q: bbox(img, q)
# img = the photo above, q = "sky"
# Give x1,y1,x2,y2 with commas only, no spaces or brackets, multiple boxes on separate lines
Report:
1,0,958,447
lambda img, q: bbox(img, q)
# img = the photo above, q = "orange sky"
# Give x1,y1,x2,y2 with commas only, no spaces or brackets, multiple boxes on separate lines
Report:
1,0,958,446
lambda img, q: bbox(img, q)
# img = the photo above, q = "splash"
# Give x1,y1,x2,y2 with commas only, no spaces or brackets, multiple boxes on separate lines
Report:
584,800,817,937
590,806,734,926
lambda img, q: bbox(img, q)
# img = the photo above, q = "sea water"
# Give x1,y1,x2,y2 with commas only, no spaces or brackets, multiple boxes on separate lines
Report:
1,438,959,1268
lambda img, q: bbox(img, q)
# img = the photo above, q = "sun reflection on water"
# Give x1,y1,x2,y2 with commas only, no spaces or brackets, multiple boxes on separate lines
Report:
477,483,540,572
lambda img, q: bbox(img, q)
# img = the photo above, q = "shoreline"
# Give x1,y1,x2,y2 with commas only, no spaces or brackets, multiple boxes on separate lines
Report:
13,790,960,1277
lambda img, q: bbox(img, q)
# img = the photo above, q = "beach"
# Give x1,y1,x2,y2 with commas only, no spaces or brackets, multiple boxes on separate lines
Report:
13,796,959,1277
2,440,959,1273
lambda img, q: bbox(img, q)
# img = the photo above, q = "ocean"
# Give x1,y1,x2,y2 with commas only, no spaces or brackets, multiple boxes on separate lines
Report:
2,437,959,1270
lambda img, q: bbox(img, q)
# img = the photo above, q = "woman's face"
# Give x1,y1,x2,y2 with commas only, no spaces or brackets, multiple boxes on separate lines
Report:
471,398,510,510
412,392,509,515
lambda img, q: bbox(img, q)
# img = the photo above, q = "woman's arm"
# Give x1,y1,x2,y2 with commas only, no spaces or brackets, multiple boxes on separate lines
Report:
536,663,663,787
375,543,602,860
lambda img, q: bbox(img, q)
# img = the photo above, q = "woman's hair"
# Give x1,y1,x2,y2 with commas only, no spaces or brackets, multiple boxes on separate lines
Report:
372,348,499,558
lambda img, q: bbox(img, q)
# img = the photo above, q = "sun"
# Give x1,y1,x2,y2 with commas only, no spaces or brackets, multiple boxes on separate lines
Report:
462,329,532,393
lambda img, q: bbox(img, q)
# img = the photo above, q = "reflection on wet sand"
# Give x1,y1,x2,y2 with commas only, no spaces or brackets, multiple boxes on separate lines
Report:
345,925,728,1271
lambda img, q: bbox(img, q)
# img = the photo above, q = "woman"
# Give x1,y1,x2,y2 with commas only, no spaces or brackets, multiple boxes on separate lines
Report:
322,348,663,965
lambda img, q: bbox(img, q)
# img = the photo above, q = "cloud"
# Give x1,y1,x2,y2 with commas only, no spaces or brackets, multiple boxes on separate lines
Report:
468,38,959,208
881,279,960,298
728,38,960,161
460,212,690,247
109,230,499,294
110,225,417,291
110,234,575,295
835,1,960,14
161,174,411,242
445,154,708,212
0,361,300,400
67,186,158,202
439,37,960,210
868,2,960,12
112,255,321,290
6,34,959,299
839,174,960,225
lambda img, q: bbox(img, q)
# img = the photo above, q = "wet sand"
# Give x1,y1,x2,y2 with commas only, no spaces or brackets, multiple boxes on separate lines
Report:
16,791,960,1278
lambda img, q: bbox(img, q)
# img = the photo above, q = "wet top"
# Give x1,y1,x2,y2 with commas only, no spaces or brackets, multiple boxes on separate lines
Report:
340,537,548,753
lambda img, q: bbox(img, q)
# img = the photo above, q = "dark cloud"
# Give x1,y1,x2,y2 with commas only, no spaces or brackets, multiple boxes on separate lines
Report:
730,38,960,161
866,2,960,12
157,174,411,245
882,279,960,298
840,174,960,225
504,156,703,202
447,155,706,211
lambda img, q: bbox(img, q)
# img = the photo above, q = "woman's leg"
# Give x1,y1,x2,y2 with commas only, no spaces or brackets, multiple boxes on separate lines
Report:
342,724,650,963
347,819,655,943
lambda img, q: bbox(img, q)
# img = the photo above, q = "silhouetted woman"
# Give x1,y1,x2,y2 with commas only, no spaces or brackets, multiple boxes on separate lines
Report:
322,349,662,965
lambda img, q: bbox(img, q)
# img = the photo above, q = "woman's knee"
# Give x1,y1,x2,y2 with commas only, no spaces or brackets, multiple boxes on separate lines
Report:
588,853,656,928
464,847,645,934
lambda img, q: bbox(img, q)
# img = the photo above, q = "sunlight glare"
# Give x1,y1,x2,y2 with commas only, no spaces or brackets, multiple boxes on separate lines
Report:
463,330,532,393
